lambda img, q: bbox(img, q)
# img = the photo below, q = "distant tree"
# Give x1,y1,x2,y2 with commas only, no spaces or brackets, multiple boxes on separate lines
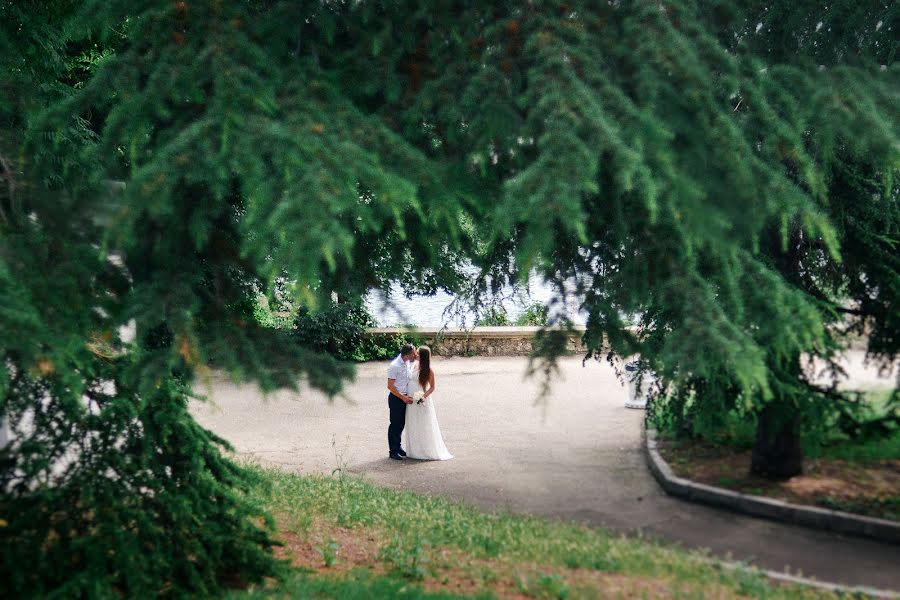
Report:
1,0,896,595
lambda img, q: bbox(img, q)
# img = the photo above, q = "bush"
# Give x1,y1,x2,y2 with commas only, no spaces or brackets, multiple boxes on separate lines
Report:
473,303,548,327
354,328,426,362
291,304,424,362
291,301,376,361
514,302,549,326
253,295,294,329
475,307,510,326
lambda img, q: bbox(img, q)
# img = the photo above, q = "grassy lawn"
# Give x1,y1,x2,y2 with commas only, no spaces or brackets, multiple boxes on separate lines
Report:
657,387,899,522
228,467,840,599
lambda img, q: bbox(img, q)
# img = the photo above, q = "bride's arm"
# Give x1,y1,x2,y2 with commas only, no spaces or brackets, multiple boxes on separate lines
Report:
424,370,436,398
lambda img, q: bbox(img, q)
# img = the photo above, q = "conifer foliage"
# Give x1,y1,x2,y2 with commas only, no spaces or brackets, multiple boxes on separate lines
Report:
1,0,897,596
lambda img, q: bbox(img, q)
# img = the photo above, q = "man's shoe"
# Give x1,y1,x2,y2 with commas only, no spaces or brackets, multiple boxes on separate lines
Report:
389,452,404,460
397,449,407,457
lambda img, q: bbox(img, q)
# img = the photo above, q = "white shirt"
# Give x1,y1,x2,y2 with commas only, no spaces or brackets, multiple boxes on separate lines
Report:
387,354,411,396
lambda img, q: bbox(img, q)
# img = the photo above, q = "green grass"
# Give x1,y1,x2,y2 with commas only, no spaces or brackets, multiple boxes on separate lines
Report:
808,388,899,463
229,466,839,599
816,496,900,521
813,430,900,463
250,469,626,569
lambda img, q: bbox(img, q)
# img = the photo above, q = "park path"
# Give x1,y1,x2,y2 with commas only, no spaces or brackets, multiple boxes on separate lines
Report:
192,353,900,592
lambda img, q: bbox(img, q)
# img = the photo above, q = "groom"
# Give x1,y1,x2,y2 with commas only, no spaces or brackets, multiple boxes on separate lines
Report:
386,344,417,460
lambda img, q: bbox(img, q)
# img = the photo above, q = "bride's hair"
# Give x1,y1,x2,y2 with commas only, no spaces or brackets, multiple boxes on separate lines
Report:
417,346,431,389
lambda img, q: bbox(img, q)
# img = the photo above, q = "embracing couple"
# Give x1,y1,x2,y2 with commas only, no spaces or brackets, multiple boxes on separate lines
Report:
386,344,453,461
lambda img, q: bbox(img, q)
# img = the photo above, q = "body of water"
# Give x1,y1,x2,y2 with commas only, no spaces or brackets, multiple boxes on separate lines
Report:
364,271,586,327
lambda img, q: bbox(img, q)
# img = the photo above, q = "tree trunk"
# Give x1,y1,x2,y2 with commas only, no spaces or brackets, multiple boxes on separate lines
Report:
751,403,803,479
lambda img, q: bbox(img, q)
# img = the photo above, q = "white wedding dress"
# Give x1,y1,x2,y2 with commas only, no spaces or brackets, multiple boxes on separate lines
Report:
405,365,453,461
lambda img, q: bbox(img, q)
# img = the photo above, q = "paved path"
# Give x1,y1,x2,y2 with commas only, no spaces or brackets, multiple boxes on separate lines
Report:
192,354,900,592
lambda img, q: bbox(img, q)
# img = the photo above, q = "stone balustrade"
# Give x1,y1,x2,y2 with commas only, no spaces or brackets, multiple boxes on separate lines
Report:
366,326,588,357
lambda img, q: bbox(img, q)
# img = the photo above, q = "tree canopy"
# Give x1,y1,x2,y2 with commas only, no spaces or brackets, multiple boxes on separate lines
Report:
1,0,897,596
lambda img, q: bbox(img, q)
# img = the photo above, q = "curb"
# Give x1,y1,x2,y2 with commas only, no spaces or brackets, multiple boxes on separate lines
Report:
643,427,900,545
716,560,900,599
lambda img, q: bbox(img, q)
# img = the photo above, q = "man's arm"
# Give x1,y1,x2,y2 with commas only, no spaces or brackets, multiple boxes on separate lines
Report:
387,378,413,404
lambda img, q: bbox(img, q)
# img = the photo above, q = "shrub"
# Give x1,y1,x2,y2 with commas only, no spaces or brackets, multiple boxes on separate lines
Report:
475,307,510,326
291,301,376,361
253,295,294,330
291,304,424,362
515,302,549,326
354,327,426,362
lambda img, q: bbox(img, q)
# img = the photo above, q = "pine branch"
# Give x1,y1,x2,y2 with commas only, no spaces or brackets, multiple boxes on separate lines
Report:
835,306,874,317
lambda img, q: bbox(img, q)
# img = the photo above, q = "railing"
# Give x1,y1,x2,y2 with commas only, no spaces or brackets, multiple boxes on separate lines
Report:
365,326,588,356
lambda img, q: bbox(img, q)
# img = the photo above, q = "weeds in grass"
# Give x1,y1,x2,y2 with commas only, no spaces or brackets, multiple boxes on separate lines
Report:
731,566,770,597
314,539,340,568
561,546,623,572
811,431,900,464
471,522,502,557
817,495,900,520
518,571,570,599
478,566,499,585
380,536,432,580
330,434,353,480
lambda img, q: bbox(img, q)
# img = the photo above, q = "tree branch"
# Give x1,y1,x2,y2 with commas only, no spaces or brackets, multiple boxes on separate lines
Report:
801,380,859,403
835,306,874,317
0,152,15,223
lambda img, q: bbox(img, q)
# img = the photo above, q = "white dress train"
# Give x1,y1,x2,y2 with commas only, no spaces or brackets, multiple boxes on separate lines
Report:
405,366,453,460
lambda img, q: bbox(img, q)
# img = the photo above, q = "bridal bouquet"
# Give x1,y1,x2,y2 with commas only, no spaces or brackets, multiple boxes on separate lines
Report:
412,391,425,405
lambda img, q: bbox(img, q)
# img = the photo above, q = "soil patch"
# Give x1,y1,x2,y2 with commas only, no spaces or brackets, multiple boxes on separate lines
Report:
270,515,749,599
657,439,900,521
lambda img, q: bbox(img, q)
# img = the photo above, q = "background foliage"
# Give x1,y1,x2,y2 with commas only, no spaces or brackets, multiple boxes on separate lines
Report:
289,301,425,363
291,301,378,362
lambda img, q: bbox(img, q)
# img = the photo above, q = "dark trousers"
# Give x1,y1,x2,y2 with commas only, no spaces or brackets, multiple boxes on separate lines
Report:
387,393,407,453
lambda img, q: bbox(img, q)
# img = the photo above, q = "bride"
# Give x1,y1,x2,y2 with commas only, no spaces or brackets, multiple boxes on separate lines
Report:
405,346,453,461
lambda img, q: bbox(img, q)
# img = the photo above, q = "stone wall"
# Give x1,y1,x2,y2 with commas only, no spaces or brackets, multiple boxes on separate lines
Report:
366,326,587,357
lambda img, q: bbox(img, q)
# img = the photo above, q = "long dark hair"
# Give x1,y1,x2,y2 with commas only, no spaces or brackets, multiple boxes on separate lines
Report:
417,346,431,389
